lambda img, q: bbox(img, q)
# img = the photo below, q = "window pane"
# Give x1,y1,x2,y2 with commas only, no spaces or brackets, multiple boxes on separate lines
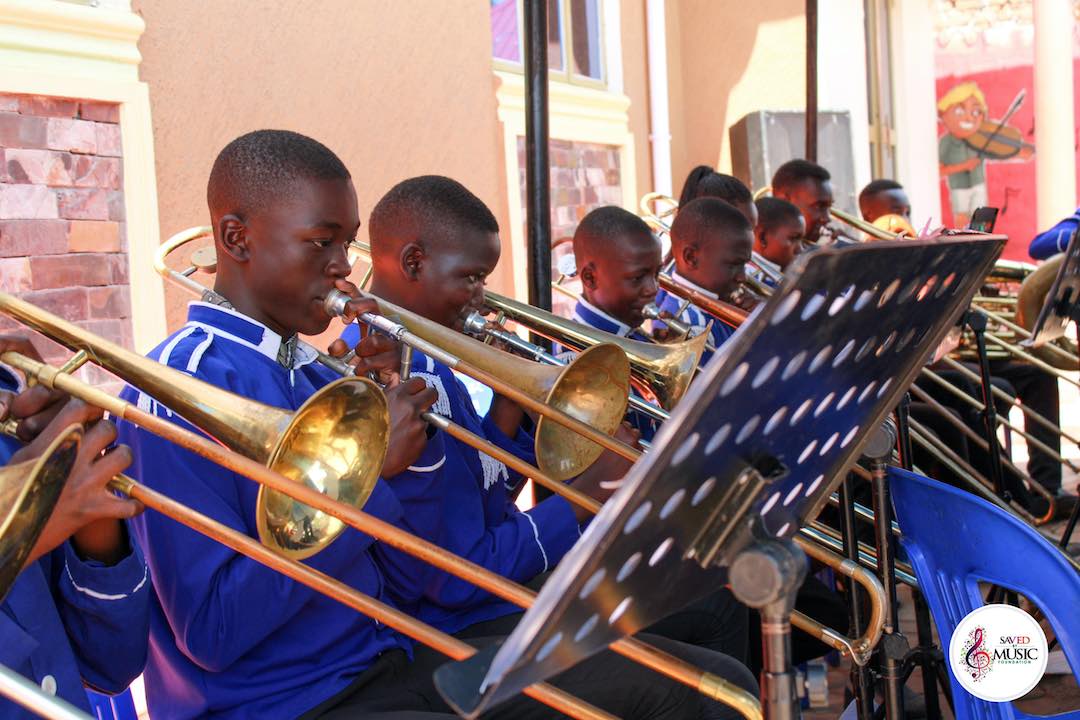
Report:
547,0,565,71
491,0,521,63
569,0,603,80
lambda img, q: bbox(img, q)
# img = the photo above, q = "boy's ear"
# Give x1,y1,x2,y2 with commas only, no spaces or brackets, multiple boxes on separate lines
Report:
217,215,249,262
400,242,424,281
579,260,597,290
757,228,768,249
681,243,699,270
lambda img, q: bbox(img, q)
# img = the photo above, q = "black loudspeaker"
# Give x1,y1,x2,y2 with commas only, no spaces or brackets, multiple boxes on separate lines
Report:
729,110,857,213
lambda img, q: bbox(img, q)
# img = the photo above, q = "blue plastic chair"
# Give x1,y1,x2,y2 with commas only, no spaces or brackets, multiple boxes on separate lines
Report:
889,467,1080,719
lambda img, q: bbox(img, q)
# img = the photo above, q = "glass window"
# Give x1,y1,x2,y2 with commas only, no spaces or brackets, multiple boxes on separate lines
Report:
491,0,521,64
569,0,602,80
490,0,604,85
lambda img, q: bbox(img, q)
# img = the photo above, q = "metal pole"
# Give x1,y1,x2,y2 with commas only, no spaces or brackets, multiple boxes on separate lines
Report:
838,476,874,719
805,0,818,162
524,0,553,315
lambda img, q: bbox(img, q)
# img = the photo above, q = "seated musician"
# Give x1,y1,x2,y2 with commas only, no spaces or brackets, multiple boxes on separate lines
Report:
0,340,148,719
752,197,804,278
117,131,708,720
654,198,753,364
347,177,757,710
857,179,911,224
678,166,758,227
568,206,664,440
770,159,838,245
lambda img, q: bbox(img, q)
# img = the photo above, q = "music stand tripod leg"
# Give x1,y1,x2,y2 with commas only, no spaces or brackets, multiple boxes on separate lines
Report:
864,422,909,720
730,541,807,720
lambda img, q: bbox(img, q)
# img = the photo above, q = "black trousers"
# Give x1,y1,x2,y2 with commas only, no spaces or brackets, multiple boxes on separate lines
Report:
989,359,1063,492
746,574,849,677
303,634,714,720
454,602,758,720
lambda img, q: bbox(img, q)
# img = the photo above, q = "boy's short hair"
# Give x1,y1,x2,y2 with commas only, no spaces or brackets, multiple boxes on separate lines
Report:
369,175,498,251
207,129,350,216
937,81,986,113
670,197,752,250
677,165,752,208
573,206,654,260
858,178,903,204
771,159,831,195
755,197,803,233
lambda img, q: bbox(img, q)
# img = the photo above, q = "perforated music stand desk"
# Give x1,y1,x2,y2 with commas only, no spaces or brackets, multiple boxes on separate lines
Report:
1024,229,1080,348
435,235,1005,718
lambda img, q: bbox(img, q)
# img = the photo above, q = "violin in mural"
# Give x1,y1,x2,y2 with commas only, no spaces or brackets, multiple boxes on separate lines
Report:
938,83,1034,227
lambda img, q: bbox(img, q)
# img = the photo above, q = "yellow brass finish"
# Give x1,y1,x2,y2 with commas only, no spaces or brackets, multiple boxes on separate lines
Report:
0,424,82,602
369,295,631,481
657,273,750,329
0,292,388,559
482,290,707,411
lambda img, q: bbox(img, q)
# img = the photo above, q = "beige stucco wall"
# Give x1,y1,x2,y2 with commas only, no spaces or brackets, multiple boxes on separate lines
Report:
133,0,512,338
665,0,805,190
620,1,653,201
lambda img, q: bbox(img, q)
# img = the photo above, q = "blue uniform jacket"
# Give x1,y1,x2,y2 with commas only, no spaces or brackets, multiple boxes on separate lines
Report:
341,324,580,635
654,272,738,366
566,299,660,442
0,365,149,719
115,303,442,720
1029,207,1079,260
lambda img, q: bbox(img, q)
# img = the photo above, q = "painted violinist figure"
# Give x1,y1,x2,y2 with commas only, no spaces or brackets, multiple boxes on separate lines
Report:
938,82,1034,228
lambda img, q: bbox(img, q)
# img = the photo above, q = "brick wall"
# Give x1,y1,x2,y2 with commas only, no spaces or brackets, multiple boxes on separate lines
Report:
0,93,130,393
516,137,623,316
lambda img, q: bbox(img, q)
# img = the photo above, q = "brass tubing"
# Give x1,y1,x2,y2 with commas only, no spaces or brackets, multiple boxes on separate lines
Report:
2,353,759,719
983,330,1080,387
422,413,602,513
108,475,613,720
805,521,917,581
798,526,919,588
792,535,885,666
907,419,1047,525
824,492,900,536
909,381,1078,475
938,356,1079,446
656,273,750,329
973,306,1078,365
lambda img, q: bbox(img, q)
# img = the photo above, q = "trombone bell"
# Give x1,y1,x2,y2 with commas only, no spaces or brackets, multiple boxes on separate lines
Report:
0,424,82,602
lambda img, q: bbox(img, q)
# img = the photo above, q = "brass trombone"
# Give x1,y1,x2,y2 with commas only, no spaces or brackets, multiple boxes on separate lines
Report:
0,420,613,720
156,227,639,480
0,301,761,720
160,230,888,672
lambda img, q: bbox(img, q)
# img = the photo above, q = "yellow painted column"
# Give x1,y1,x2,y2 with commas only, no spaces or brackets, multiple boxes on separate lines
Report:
1034,0,1077,229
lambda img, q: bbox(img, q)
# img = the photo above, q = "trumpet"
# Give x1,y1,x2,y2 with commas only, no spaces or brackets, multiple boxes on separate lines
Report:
0,304,761,719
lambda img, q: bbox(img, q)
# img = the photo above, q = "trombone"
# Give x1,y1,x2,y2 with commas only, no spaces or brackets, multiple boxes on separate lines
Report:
158,229,889,671
156,227,640,481
0,299,761,720
346,239,705,413
0,419,614,720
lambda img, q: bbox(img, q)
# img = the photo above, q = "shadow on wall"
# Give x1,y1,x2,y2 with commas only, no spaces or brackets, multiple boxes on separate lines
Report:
665,0,805,186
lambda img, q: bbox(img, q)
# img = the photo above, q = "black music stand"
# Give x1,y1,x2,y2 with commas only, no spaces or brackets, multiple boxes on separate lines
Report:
434,235,1005,719
1021,229,1080,548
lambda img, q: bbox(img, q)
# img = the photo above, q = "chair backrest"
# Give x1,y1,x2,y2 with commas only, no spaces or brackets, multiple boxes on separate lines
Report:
888,467,1080,720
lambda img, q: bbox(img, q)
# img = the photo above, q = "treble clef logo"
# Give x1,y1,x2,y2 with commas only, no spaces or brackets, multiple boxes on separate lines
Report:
965,627,992,679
